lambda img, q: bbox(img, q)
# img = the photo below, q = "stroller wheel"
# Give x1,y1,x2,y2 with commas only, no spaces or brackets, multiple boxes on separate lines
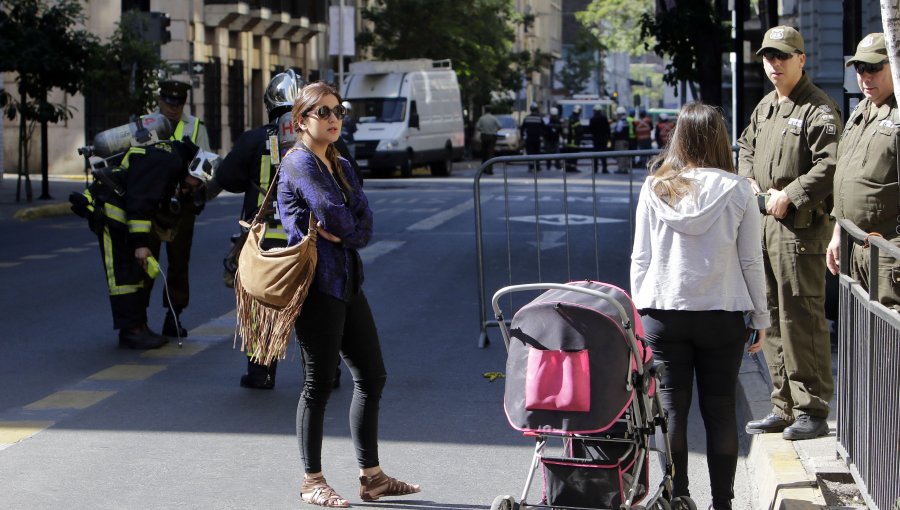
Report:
490,494,517,510
671,497,698,510
652,498,672,510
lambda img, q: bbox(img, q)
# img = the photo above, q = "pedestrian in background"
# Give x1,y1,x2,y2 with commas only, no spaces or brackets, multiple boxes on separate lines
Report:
589,104,611,173
543,107,563,170
828,33,900,310
148,79,211,339
475,105,502,170
738,25,840,441
563,105,584,173
279,82,420,508
631,102,769,510
633,109,653,167
611,106,632,174
520,103,544,172
655,113,676,149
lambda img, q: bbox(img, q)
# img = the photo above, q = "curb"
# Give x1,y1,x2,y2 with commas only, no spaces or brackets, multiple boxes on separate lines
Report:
13,202,73,221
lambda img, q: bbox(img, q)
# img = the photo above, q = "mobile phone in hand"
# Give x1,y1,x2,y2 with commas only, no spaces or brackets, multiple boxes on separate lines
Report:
745,328,759,346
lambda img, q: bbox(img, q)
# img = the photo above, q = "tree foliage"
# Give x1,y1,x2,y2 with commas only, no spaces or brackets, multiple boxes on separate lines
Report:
357,0,532,115
577,0,653,56
557,27,606,97
639,0,729,106
84,10,169,117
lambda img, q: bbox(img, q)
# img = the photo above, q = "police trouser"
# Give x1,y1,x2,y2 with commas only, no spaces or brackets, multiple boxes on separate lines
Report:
147,202,197,311
761,214,834,420
851,235,900,311
96,223,149,330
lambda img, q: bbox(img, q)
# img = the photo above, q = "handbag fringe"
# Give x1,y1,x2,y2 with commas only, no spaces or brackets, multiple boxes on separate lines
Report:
233,268,312,366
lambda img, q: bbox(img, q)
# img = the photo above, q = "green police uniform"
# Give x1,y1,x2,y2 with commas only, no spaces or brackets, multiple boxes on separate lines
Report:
832,34,900,310
737,72,841,421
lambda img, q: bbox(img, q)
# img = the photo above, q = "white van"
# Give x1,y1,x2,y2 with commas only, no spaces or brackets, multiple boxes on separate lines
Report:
342,59,465,177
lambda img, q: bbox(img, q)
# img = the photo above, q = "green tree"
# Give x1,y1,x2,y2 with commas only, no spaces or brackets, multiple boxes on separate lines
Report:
85,10,169,118
640,0,729,106
357,0,530,118
577,0,653,56
558,27,606,97
0,0,99,201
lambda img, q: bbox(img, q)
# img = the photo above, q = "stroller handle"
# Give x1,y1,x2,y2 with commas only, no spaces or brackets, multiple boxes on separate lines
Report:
491,283,645,375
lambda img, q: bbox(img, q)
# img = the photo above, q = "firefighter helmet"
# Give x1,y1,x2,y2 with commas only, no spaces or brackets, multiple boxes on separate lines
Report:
264,69,306,119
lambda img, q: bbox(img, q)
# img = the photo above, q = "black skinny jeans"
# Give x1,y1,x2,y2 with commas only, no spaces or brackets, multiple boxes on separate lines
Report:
294,288,387,473
640,309,745,510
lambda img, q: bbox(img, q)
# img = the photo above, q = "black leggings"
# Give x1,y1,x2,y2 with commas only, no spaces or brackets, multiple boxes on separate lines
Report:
639,309,745,509
294,288,387,473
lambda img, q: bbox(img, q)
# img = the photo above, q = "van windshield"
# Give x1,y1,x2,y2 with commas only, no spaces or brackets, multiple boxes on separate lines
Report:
349,98,407,123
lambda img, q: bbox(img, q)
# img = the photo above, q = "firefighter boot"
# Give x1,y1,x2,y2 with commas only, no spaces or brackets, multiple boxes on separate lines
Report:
162,308,188,338
119,325,169,350
240,359,277,390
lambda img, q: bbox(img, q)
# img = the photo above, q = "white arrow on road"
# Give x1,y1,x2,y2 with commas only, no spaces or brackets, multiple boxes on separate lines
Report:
527,231,567,250
507,214,625,226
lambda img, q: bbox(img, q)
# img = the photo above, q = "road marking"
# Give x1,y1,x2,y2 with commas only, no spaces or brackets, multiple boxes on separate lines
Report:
0,421,55,446
20,254,58,260
406,198,474,231
54,247,90,254
87,364,167,381
508,214,625,226
528,231,567,250
141,343,208,358
0,262,22,269
24,390,116,410
359,241,405,264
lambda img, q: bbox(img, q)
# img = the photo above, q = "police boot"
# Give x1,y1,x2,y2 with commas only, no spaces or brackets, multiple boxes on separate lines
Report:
745,412,791,434
162,309,188,338
240,359,277,390
782,414,829,441
119,325,169,350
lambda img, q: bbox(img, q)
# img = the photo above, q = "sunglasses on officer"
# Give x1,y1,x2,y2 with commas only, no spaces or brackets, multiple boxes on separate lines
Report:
854,61,887,75
303,104,347,120
760,49,796,61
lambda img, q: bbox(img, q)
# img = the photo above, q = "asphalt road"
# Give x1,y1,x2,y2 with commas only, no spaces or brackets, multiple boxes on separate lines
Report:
0,162,753,509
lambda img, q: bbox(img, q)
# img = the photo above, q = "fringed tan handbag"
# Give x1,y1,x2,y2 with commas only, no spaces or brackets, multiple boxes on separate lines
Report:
234,165,317,366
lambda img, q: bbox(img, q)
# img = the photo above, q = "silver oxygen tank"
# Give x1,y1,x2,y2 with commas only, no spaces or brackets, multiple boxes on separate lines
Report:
274,110,297,159
90,113,173,157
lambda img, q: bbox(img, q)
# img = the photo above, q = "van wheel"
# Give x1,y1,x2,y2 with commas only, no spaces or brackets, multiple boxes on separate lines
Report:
400,152,414,178
430,147,453,177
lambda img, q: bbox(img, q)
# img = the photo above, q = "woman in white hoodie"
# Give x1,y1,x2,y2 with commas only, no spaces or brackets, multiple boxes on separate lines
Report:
630,102,770,510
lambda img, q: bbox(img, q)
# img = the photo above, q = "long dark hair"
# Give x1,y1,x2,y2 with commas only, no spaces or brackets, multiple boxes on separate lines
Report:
647,102,735,206
291,81,353,192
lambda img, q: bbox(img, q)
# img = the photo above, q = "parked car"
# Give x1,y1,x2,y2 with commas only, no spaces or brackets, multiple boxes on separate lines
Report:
472,114,522,156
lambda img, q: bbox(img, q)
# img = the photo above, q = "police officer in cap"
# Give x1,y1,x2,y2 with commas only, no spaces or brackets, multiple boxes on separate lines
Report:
520,102,544,172
738,26,840,441
149,79,212,339
74,139,217,349
828,33,900,310
214,70,355,389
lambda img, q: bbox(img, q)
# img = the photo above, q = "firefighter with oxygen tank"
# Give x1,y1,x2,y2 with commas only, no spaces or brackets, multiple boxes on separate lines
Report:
70,120,219,349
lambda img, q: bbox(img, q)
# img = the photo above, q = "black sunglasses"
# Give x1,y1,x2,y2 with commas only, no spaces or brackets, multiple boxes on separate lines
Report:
761,49,795,61
304,104,347,120
854,61,886,75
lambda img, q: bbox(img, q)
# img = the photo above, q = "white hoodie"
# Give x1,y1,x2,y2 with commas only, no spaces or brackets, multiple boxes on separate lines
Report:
630,167,771,329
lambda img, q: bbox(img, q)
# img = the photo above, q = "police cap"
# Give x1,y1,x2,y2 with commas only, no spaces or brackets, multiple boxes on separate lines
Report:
846,33,888,67
756,25,804,56
158,79,191,105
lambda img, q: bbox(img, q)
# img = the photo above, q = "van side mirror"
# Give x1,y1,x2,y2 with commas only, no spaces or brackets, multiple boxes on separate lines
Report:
409,113,420,129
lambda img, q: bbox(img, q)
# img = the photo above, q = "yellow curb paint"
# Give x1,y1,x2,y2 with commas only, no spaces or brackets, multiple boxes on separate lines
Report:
141,343,207,358
0,262,23,269
0,421,55,444
14,203,72,221
87,364,167,381
24,390,116,410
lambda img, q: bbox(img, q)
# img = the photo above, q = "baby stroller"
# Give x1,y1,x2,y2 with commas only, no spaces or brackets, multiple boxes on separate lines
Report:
489,281,696,510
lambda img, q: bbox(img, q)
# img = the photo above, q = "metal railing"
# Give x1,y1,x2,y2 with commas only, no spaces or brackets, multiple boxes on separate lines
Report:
835,218,900,510
473,148,658,347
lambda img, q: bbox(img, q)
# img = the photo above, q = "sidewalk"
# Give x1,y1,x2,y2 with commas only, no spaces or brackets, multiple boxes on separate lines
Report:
737,349,866,510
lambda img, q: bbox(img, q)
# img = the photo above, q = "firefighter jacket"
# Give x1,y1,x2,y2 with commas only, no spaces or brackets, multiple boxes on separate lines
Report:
81,142,193,250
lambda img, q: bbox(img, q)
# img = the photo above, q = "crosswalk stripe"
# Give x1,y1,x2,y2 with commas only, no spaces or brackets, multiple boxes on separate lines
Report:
87,364,168,381
24,390,116,410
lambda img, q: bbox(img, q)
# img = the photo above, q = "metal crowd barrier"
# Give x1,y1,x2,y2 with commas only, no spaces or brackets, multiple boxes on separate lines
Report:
473,148,659,348
834,218,900,510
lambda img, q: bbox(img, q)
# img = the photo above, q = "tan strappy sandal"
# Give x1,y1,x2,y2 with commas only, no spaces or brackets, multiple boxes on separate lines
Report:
358,471,421,501
301,475,350,508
